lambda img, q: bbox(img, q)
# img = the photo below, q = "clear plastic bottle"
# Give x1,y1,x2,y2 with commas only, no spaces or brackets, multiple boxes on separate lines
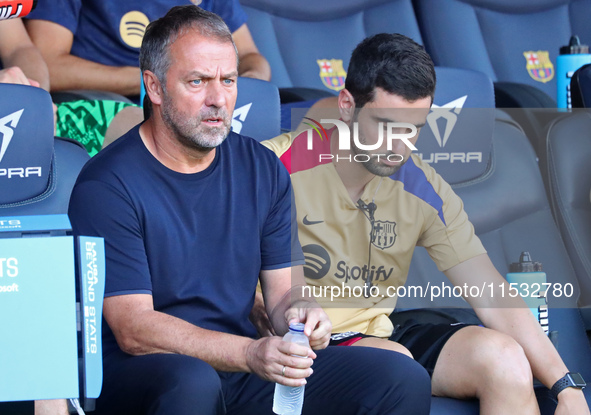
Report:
272,323,309,415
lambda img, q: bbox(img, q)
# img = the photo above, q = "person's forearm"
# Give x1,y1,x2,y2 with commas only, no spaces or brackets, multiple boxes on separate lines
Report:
261,266,325,338
449,256,571,388
267,286,296,335
45,54,141,96
239,52,271,81
4,46,50,90
113,308,255,372
267,285,320,336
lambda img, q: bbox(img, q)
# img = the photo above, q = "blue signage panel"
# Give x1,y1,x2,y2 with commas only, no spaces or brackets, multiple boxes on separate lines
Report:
0,214,71,233
78,236,105,399
0,236,79,401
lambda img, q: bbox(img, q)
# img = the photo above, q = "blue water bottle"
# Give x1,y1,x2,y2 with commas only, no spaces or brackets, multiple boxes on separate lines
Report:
506,252,549,334
557,36,591,108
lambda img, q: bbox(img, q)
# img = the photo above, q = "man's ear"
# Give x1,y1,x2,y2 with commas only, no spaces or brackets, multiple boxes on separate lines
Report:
143,70,163,106
338,89,356,123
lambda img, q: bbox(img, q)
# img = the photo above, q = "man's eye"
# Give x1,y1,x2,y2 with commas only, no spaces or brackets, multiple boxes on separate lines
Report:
191,79,202,85
223,79,235,85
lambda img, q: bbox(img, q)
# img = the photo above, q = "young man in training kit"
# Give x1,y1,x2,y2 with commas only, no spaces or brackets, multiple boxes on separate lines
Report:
262,33,589,414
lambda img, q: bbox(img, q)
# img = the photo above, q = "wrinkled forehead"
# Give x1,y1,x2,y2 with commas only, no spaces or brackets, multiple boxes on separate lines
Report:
168,32,238,72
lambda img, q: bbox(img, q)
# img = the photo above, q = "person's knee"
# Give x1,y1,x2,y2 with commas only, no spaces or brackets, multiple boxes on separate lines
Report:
97,353,224,415
374,351,432,412
153,354,222,394
299,347,431,414
389,353,431,396
144,355,224,413
473,331,533,392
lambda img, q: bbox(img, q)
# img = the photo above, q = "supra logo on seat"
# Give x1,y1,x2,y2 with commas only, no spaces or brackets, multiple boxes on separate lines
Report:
0,109,43,178
231,103,252,134
419,96,482,164
317,59,347,91
0,109,23,163
523,51,554,83
427,96,467,147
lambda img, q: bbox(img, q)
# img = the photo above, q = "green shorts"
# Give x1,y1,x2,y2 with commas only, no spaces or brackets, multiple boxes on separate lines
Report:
55,100,138,157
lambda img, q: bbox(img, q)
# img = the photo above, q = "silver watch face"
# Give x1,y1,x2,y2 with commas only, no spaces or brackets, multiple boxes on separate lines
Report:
568,373,586,388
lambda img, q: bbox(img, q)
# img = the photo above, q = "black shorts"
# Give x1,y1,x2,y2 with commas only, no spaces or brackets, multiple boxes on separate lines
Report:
330,321,472,377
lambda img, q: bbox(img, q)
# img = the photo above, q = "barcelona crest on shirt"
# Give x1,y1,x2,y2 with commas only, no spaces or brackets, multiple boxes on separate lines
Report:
317,59,347,91
523,51,554,83
371,221,397,250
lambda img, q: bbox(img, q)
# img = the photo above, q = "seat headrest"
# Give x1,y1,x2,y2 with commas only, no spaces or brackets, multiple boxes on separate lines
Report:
416,67,496,184
442,0,570,13
242,0,423,89
571,64,591,108
232,77,281,141
0,84,54,205
242,0,409,19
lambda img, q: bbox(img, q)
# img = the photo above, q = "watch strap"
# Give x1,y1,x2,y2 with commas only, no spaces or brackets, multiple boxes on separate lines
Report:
551,372,586,399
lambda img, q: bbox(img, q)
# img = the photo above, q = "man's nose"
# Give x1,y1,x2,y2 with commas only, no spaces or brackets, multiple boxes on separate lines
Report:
204,80,227,108
388,125,418,153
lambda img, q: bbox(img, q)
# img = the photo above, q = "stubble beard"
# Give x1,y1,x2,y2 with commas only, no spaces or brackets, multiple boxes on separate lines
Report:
161,92,231,152
349,121,409,177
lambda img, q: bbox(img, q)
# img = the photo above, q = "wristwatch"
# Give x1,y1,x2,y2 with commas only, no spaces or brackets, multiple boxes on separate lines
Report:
551,372,586,399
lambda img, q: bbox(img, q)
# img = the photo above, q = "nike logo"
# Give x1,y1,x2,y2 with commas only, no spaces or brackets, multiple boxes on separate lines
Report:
303,215,324,225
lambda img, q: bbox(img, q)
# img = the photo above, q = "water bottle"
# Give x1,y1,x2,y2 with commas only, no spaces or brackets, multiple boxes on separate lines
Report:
0,0,37,20
273,323,309,415
557,35,591,108
506,252,549,334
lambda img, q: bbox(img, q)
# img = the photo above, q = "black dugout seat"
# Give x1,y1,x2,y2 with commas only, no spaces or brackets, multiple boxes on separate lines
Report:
0,84,89,215
0,84,94,414
545,111,591,323
396,68,591,413
571,63,591,108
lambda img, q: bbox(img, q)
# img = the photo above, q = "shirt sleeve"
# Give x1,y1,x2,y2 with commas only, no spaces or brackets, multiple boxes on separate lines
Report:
68,179,153,297
211,0,248,33
260,158,305,270
417,165,486,272
26,0,81,34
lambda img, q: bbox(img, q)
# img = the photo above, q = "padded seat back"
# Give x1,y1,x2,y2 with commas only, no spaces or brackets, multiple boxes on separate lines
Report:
233,77,281,141
571,63,591,108
545,111,591,308
241,0,423,91
0,84,89,215
414,0,591,102
0,84,102,408
417,67,495,185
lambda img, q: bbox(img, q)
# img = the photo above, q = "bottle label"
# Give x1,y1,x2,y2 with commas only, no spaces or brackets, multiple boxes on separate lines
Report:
0,1,36,20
